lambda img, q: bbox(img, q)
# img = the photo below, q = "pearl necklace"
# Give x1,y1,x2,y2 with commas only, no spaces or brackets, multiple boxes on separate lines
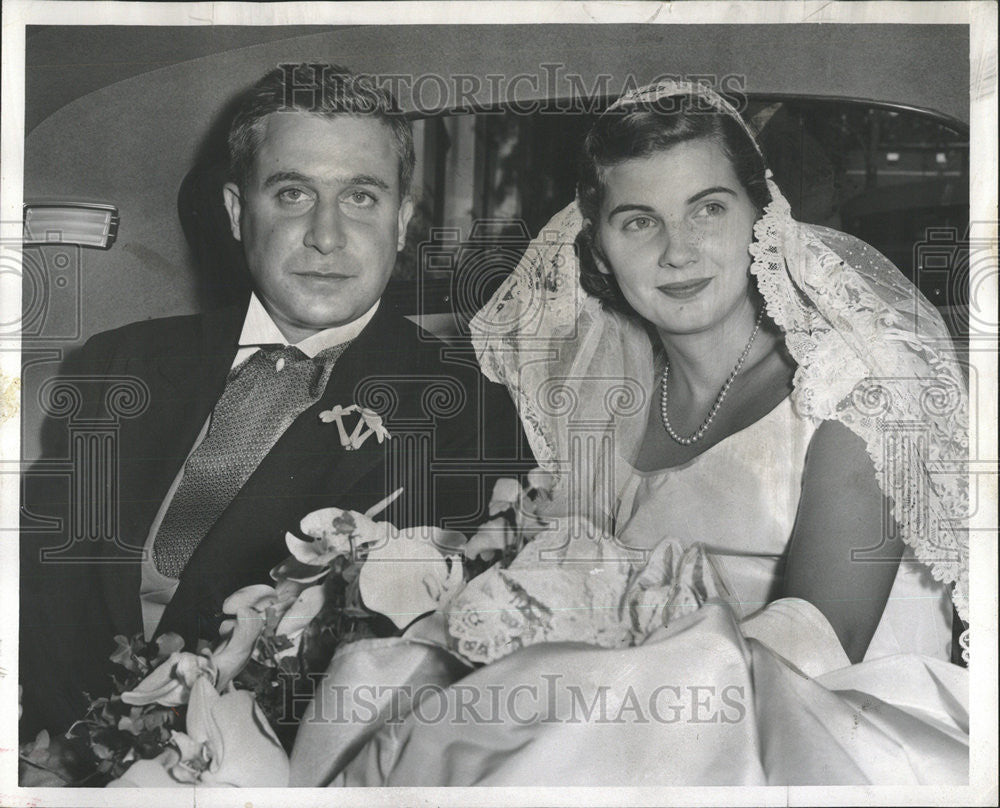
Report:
659,308,765,446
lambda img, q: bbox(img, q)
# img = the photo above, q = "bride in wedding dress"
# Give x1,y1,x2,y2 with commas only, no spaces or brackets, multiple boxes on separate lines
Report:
290,80,970,787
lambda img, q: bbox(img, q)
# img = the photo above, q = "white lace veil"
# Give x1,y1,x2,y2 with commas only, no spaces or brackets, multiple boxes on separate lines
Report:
469,81,969,654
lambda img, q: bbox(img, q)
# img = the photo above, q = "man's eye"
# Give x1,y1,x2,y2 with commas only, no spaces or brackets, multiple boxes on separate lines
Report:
345,190,377,208
278,188,308,204
623,216,655,232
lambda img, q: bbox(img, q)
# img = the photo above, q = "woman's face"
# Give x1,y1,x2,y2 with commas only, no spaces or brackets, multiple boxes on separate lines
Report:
594,137,758,337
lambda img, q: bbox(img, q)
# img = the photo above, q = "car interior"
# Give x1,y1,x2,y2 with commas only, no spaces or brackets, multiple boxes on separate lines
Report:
19,23,971,451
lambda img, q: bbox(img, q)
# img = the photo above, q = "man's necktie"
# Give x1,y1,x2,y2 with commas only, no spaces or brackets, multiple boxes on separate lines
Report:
152,342,350,578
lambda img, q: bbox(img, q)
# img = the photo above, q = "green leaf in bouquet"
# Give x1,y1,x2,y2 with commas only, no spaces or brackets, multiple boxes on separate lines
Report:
341,573,369,616
340,558,363,583
87,694,109,712
109,631,157,678
340,619,381,645
90,724,125,750
293,572,367,676
255,629,290,664
134,725,172,760
117,704,176,736
233,657,275,691
278,655,300,675
319,564,348,609
98,699,119,725
325,554,350,580
260,603,279,636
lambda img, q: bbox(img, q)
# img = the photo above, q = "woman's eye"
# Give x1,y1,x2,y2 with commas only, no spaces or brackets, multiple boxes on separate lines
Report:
695,201,726,219
623,216,655,232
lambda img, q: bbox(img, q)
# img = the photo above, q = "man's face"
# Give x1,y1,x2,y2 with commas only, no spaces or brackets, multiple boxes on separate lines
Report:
223,112,413,342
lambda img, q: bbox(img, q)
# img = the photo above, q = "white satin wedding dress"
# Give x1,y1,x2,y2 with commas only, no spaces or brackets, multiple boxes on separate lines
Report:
290,398,966,786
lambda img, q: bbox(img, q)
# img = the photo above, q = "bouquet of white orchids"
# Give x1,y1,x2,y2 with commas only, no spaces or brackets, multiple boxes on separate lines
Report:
21,472,557,787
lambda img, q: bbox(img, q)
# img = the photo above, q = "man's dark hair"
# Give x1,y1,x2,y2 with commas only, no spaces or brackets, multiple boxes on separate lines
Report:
228,63,416,197
576,95,771,317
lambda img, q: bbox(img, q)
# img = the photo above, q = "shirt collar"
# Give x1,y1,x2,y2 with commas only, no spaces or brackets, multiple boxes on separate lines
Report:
237,293,380,358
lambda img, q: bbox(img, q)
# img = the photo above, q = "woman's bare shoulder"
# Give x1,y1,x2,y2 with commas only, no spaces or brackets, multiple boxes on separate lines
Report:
804,418,877,493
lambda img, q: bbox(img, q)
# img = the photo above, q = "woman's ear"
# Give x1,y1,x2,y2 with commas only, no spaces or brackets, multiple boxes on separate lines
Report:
584,222,612,276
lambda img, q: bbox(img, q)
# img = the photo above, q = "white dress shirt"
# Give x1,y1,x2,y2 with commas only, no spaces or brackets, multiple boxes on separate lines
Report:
138,294,379,639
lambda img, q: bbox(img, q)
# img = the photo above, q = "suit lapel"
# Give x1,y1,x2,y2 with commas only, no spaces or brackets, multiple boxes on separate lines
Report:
304,302,405,486
157,305,411,641
98,304,245,636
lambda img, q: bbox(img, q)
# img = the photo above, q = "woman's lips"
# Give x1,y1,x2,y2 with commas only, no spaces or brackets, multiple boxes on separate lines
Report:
656,277,712,300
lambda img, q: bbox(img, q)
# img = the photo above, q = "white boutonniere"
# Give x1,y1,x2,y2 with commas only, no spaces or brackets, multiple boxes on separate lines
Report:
319,404,391,451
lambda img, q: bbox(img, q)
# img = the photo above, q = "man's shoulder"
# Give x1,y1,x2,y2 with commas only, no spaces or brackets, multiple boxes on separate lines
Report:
356,308,526,457
365,310,479,375
82,306,243,357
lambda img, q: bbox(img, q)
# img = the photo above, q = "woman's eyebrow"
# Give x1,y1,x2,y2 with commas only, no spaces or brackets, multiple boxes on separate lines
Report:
686,186,737,204
607,186,738,220
607,203,655,220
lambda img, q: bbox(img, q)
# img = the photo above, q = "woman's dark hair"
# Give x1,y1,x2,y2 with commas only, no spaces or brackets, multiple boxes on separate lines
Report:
576,95,771,316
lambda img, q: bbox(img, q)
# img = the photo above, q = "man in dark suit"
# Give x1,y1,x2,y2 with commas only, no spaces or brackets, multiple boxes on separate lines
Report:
20,64,527,737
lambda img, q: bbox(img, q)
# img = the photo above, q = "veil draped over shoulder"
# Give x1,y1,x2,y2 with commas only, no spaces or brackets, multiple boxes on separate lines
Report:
468,81,969,656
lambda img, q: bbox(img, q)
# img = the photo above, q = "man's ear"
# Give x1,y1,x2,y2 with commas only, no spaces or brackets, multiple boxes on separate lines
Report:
222,182,243,242
396,196,414,252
